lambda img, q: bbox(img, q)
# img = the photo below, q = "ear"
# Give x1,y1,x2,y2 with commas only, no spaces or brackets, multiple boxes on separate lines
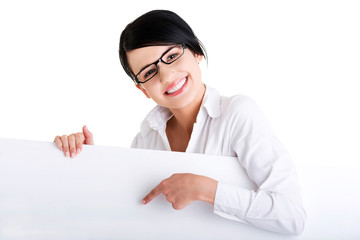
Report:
195,53,204,64
135,83,151,98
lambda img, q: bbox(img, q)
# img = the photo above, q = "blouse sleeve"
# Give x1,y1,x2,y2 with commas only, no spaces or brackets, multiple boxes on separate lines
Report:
213,96,306,235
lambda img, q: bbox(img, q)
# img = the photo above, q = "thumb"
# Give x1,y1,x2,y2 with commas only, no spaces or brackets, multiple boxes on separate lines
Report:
82,125,94,145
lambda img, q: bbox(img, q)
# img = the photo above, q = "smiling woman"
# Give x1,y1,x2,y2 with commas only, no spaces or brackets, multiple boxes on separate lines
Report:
54,9,306,235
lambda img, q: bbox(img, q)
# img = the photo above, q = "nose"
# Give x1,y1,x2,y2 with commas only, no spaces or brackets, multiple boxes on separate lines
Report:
158,64,177,84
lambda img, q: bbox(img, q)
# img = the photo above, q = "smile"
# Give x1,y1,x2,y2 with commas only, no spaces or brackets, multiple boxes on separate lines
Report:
164,76,188,96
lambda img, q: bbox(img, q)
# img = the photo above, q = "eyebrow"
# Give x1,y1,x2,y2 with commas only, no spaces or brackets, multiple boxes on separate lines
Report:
136,45,176,76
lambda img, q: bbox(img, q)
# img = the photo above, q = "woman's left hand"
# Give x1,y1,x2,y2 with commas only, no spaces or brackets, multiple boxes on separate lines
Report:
142,173,218,210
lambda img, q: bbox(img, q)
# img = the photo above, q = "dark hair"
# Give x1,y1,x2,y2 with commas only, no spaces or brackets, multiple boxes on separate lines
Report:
119,10,207,82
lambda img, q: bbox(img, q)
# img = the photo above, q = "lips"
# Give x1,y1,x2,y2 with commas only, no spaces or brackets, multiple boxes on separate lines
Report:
164,76,188,96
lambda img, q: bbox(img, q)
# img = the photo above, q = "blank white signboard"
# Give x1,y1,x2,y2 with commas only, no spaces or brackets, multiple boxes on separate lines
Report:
0,138,359,239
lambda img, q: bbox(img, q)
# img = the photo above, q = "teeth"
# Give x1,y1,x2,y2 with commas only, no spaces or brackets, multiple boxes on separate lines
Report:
166,78,186,94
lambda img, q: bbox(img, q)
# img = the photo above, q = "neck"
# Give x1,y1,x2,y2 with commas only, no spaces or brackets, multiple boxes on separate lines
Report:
169,84,206,137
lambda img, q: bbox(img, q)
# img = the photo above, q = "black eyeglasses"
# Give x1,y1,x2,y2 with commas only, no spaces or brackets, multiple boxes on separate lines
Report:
134,44,187,84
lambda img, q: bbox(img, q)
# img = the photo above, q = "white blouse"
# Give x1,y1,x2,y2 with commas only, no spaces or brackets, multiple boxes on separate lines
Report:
131,86,306,235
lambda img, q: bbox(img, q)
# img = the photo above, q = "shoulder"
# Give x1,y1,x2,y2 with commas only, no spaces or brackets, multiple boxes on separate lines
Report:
218,93,273,139
220,93,263,121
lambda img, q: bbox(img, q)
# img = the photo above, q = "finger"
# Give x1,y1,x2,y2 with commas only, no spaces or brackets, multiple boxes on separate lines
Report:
61,135,70,157
68,134,76,158
54,136,63,151
83,125,94,145
142,186,162,205
75,132,85,154
172,202,181,210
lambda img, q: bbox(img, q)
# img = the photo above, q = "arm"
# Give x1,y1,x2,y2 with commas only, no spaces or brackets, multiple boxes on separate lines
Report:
213,97,306,235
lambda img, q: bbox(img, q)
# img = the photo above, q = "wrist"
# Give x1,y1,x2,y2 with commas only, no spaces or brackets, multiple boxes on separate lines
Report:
198,176,218,204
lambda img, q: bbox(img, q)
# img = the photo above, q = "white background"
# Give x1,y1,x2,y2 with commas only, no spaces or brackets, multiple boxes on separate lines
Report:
0,0,359,168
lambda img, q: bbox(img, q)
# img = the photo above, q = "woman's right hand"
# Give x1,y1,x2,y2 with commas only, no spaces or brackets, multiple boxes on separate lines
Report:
54,125,94,158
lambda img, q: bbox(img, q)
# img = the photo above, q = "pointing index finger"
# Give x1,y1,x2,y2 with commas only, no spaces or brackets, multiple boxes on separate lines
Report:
142,185,162,205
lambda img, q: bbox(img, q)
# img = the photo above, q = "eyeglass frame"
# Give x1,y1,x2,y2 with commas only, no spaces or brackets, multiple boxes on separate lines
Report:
133,44,187,84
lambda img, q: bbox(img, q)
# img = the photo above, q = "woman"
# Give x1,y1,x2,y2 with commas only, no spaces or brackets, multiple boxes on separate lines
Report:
54,10,306,235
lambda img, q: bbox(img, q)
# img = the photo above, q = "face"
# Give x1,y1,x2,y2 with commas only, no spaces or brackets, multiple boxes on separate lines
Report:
126,45,205,110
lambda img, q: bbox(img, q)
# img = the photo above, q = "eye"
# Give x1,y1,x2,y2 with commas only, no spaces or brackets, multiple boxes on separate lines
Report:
167,53,178,62
143,68,156,78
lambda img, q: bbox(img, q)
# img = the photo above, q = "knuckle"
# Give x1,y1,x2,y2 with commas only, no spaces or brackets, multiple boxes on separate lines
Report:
160,179,168,187
75,133,85,142
171,173,180,179
148,189,156,198
75,132,84,138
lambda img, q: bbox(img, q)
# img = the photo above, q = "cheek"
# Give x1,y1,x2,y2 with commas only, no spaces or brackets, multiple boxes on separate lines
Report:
187,63,202,81
178,59,201,77
141,82,161,98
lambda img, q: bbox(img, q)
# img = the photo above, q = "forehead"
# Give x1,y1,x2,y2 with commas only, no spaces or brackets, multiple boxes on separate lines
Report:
126,45,173,74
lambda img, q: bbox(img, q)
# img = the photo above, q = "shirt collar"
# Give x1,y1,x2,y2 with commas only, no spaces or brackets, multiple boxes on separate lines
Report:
201,85,221,119
141,85,221,132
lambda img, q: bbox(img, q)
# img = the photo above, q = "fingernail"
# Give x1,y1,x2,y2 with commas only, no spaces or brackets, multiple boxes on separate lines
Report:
142,200,146,205
65,151,69,157
77,148,81,154
71,152,75,158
